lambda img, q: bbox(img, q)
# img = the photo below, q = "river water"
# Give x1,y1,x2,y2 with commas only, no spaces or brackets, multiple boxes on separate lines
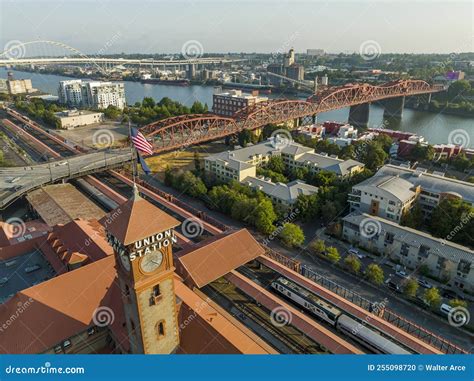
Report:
2,68,473,147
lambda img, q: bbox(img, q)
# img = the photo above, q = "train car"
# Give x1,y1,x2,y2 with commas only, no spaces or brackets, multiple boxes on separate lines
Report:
336,315,411,354
271,276,411,354
270,277,342,325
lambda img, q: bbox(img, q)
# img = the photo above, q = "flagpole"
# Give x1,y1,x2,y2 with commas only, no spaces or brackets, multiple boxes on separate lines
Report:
128,121,137,186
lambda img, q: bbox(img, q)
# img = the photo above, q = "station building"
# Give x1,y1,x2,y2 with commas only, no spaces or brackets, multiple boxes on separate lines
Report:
0,184,275,354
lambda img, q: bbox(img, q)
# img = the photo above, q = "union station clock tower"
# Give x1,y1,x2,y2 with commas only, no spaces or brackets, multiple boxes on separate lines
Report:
101,185,181,354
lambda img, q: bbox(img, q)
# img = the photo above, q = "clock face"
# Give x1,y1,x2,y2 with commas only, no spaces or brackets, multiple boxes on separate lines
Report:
119,248,131,272
140,250,163,273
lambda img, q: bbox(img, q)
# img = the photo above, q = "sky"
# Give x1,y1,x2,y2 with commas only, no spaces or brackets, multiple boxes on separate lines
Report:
0,0,473,55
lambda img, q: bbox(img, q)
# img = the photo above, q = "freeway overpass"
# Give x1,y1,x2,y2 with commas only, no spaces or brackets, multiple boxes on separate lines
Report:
0,148,133,209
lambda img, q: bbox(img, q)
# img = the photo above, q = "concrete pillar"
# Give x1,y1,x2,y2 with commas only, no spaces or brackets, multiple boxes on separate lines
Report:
383,96,405,119
348,103,370,128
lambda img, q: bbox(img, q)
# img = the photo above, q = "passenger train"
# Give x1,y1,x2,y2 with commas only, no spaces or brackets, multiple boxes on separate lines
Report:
270,277,411,354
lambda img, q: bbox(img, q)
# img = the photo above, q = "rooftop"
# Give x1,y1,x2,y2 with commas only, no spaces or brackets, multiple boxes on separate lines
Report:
343,213,474,263
354,174,417,202
378,165,474,204
27,184,105,227
177,229,264,288
100,186,180,246
243,176,318,203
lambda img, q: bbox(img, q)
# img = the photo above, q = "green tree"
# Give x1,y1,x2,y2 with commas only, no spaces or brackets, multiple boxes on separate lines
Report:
309,239,326,255
447,80,471,101
142,97,156,108
449,299,468,308
430,198,474,247
266,156,285,173
238,129,253,147
424,287,442,309
403,278,419,298
365,263,384,285
344,254,361,274
401,204,424,229
279,223,305,247
326,246,340,264
256,168,288,183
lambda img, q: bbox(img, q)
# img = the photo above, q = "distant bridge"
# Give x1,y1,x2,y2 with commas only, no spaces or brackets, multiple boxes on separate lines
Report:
0,40,245,70
141,80,444,154
0,149,133,209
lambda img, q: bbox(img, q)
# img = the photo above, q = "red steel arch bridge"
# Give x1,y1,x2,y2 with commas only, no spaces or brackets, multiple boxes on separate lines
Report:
140,80,444,154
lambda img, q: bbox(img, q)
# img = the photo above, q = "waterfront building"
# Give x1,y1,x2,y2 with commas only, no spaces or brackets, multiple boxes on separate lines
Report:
58,80,126,110
212,88,267,117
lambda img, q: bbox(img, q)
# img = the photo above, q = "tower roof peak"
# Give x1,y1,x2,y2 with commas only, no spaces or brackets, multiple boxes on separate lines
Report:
100,186,180,245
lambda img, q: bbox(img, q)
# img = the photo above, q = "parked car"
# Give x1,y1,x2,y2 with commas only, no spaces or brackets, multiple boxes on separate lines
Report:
348,247,365,259
441,289,458,300
439,303,453,316
413,296,430,310
395,270,408,279
417,278,432,289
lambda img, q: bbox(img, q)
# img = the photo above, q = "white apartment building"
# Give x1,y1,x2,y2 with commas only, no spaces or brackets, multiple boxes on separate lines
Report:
348,175,420,223
58,80,126,110
243,177,318,208
342,213,474,293
204,138,364,208
350,165,474,222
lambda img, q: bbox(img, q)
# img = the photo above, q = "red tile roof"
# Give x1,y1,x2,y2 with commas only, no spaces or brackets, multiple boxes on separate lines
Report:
0,256,125,354
100,187,180,245
177,229,264,288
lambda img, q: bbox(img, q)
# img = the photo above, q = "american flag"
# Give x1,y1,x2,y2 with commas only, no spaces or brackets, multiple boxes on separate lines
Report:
131,127,153,155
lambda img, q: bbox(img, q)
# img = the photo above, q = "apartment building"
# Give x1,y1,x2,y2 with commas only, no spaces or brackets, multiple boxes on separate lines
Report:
58,80,126,110
348,175,420,223
212,89,268,117
342,213,474,293
350,164,474,221
204,138,364,207
380,165,473,216
243,177,318,208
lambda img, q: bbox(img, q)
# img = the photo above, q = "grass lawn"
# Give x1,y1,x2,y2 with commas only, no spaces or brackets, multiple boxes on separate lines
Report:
145,141,227,181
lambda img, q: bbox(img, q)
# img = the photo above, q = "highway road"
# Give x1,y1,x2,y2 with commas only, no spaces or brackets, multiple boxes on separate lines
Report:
0,149,133,209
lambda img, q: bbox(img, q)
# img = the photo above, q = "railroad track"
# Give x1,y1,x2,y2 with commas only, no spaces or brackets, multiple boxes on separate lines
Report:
204,277,326,354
